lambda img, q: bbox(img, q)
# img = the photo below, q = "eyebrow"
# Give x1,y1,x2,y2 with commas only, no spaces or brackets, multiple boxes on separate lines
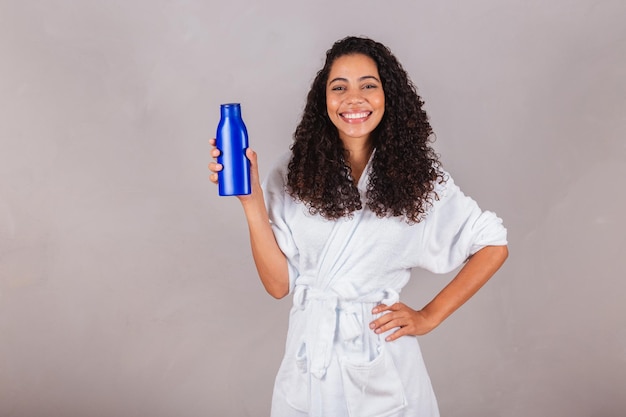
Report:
328,75,381,84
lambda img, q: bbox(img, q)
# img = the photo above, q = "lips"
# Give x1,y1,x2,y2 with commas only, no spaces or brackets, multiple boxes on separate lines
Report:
340,111,372,123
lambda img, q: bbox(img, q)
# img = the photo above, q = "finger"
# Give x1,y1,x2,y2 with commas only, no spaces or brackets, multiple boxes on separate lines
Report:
209,172,218,184
234,149,260,201
374,321,398,335
372,303,390,314
370,312,400,334
211,148,221,158
388,302,407,311
209,138,216,146
369,305,391,328
208,162,223,173
246,148,257,167
374,311,414,338
385,327,409,342
246,148,260,184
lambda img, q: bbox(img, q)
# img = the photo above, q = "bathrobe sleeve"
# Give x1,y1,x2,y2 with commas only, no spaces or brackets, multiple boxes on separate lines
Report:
415,172,508,274
262,153,300,293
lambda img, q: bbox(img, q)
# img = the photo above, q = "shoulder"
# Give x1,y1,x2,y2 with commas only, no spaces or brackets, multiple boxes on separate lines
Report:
432,170,457,201
428,170,474,215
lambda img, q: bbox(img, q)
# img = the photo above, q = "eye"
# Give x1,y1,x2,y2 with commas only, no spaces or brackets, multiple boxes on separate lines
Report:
331,85,346,91
363,83,378,90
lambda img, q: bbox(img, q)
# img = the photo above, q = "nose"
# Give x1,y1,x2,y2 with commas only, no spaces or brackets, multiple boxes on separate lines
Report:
346,91,364,104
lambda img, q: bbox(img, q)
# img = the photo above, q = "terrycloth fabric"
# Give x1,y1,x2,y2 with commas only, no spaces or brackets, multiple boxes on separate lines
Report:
263,152,507,417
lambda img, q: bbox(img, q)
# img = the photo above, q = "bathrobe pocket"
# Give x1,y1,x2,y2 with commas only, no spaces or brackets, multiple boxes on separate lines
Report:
340,346,407,417
284,342,309,412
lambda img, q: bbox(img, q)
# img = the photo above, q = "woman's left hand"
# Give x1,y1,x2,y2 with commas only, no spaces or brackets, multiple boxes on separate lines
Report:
369,303,438,342
369,246,509,342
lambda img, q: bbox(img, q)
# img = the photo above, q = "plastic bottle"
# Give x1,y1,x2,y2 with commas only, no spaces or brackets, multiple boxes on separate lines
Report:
216,103,251,196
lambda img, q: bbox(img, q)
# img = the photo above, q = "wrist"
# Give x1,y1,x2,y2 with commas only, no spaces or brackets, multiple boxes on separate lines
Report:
417,308,444,332
240,191,269,221
239,186,264,207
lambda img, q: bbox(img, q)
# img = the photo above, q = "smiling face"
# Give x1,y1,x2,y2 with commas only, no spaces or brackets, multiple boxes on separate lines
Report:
326,53,385,146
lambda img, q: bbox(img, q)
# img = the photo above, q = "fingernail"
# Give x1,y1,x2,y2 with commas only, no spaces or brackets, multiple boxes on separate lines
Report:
369,323,375,329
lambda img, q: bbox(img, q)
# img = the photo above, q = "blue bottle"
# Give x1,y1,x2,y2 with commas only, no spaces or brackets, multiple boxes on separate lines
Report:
216,103,251,196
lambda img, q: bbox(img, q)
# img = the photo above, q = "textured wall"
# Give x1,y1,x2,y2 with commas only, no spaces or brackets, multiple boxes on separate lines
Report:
1,0,625,416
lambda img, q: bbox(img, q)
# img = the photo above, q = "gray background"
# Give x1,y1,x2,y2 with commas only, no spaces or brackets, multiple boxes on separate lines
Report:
1,0,625,416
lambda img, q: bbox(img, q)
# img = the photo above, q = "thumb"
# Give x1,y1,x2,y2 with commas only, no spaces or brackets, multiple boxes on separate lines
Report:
246,147,257,166
246,148,260,185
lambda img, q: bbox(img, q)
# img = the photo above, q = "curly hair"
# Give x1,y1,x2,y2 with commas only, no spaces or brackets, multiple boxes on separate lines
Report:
287,36,445,223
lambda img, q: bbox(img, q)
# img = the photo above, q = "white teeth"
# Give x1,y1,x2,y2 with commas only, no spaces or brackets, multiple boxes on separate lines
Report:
343,112,369,119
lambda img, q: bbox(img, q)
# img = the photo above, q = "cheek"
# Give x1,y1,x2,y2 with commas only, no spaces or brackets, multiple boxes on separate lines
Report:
375,93,385,109
326,96,339,113
375,96,385,122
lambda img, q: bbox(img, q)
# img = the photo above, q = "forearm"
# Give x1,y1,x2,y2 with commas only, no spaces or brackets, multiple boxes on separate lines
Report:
421,245,509,329
241,195,290,299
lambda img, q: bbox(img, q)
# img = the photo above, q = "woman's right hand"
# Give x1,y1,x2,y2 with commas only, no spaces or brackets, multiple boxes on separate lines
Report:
208,138,262,204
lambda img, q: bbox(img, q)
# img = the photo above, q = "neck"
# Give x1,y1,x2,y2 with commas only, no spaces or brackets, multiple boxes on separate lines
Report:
343,140,374,183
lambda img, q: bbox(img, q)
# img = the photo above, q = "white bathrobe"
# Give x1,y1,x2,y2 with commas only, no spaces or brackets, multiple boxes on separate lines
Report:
263,152,507,417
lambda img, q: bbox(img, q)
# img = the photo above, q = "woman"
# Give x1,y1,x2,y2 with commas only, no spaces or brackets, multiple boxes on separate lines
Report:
209,36,508,417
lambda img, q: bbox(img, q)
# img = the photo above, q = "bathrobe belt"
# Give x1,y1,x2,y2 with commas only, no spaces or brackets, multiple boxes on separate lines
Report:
293,285,400,379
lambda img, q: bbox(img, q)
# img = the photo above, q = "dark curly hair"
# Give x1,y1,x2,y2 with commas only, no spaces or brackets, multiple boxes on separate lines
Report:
287,36,445,223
